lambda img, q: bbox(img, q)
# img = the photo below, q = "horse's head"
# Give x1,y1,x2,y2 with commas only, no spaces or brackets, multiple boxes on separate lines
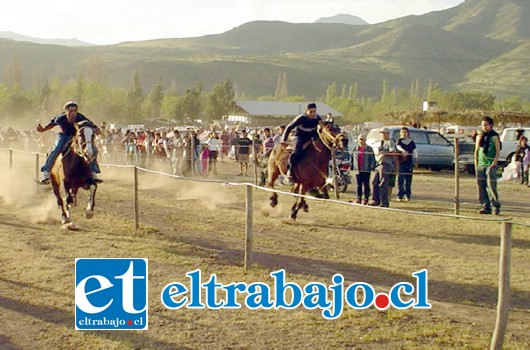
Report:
75,121,96,163
318,121,346,150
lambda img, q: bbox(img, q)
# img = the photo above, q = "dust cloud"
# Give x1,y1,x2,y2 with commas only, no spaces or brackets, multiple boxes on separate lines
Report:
0,165,58,223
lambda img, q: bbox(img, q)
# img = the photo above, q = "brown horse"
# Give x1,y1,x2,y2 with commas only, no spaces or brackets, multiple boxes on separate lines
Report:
266,122,345,220
51,122,98,228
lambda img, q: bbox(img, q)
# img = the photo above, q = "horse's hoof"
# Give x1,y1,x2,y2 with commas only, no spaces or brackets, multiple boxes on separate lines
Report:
62,222,77,231
270,198,278,208
289,213,297,220
303,206,309,213
85,210,94,219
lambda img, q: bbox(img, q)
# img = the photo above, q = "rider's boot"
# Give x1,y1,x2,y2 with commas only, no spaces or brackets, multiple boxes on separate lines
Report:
92,172,103,184
40,171,51,185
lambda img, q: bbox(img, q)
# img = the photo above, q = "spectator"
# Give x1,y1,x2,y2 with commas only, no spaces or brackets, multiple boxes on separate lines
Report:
474,116,501,215
352,135,376,205
229,132,240,161
171,130,184,175
262,128,275,157
273,126,286,147
200,143,210,175
207,131,221,175
396,127,417,202
237,130,252,176
220,129,230,159
515,136,529,185
370,127,398,208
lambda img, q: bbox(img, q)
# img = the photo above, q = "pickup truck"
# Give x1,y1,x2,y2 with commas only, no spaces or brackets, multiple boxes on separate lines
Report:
499,127,530,164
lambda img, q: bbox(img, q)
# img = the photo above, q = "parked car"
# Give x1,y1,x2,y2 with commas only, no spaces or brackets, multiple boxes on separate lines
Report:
366,126,454,171
499,127,530,165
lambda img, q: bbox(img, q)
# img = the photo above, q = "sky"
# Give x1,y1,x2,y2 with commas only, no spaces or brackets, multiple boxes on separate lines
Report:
1,0,465,45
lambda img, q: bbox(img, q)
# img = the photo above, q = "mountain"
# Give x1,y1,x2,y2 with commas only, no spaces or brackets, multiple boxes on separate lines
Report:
0,31,94,47
314,14,369,25
1,0,530,100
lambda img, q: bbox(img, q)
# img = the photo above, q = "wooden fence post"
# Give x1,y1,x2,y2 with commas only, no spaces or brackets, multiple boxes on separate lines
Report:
134,166,139,231
9,149,13,169
454,137,460,215
244,184,253,271
35,153,40,193
490,221,512,350
331,148,339,200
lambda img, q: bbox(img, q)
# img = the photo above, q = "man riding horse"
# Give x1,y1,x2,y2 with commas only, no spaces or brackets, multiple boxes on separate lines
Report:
267,103,345,219
282,102,322,184
37,101,102,184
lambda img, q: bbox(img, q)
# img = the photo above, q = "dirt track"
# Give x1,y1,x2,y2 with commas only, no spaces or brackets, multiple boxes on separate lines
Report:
1,158,530,349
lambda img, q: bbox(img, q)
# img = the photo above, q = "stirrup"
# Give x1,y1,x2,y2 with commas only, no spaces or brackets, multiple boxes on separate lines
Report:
39,172,51,185
92,173,103,183
39,177,51,185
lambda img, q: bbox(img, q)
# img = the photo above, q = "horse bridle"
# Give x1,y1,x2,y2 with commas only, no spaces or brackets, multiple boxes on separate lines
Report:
73,125,95,163
317,123,345,151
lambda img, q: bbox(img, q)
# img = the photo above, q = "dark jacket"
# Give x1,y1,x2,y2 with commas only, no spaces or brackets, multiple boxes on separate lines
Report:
282,114,322,142
46,113,94,136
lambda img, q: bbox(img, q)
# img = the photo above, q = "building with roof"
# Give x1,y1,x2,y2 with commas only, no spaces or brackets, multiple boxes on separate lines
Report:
229,101,343,126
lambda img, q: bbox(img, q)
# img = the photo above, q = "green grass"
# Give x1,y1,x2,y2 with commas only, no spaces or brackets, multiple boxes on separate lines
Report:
1,154,529,349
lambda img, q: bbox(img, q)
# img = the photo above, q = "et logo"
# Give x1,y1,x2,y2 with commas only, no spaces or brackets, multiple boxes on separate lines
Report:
75,258,148,330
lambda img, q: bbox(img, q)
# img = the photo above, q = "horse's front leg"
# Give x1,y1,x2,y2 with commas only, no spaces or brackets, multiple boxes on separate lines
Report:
85,184,97,219
289,184,303,220
289,198,299,220
52,182,69,224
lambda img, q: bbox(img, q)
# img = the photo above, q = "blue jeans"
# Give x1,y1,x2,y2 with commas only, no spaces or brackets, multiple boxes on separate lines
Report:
41,133,100,174
288,136,307,169
398,161,413,199
476,165,500,211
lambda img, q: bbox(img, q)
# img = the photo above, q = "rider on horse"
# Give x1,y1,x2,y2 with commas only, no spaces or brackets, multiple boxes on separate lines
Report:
37,101,102,185
281,102,322,184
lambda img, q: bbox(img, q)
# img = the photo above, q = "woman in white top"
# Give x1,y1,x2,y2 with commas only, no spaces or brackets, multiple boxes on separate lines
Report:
207,131,222,175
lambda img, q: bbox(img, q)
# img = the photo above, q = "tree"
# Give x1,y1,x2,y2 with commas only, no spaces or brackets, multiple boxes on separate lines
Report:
126,71,144,122
146,76,164,120
180,83,203,122
40,80,51,111
204,77,235,121
274,72,288,100
75,75,85,106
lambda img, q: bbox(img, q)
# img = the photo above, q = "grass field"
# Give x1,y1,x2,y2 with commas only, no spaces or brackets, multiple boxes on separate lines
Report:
1,152,530,349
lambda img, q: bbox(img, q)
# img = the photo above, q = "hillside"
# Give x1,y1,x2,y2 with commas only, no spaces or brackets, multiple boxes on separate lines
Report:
1,0,530,99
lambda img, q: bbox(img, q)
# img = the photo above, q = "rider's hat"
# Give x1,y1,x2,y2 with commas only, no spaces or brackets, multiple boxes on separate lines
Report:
63,101,78,110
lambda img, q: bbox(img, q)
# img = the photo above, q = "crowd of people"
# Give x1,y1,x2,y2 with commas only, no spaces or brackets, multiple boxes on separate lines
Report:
2,101,528,214
101,124,282,177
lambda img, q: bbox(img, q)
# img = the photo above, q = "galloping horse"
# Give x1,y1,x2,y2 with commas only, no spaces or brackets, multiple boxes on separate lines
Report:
50,121,98,228
266,122,345,220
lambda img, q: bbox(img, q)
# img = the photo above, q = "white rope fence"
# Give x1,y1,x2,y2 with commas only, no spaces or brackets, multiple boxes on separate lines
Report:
3,147,529,349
